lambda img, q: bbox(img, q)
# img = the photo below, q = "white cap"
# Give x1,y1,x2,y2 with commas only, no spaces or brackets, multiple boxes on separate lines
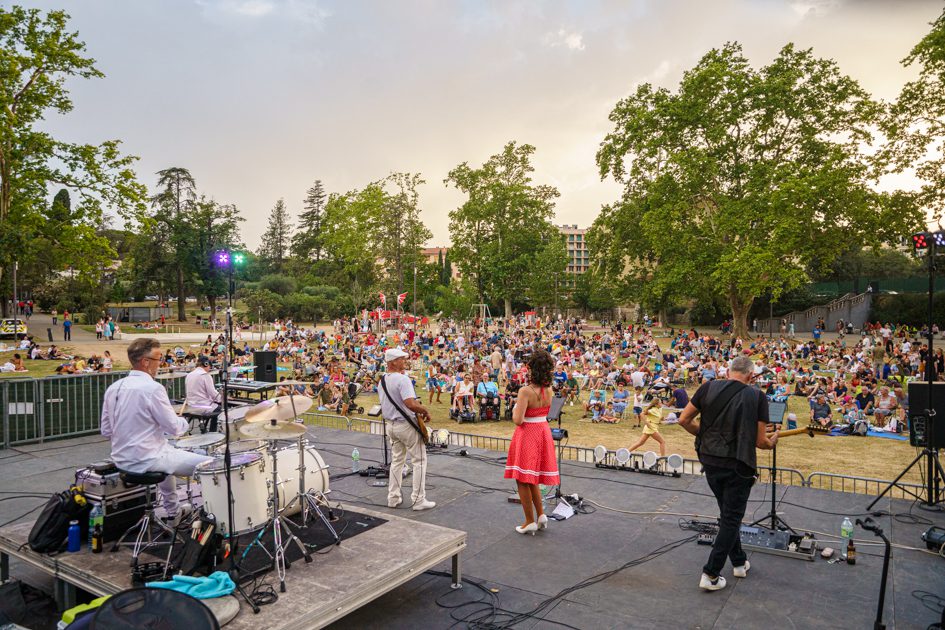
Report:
385,348,409,362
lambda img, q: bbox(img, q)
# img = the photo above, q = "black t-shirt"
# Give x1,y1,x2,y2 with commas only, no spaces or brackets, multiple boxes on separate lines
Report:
691,380,768,475
855,392,875,410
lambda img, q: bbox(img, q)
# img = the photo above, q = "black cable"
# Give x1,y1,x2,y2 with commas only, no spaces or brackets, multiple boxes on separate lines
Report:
0,502,46,528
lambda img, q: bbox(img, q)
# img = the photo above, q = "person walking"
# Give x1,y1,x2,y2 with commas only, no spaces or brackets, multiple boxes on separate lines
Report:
380,348,435,511
627,396,668,456
63,313,72,341
504,350,560,535
677,355,778,591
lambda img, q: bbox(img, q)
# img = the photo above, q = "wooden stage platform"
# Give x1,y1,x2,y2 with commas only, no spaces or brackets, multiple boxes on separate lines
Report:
0,506,465,629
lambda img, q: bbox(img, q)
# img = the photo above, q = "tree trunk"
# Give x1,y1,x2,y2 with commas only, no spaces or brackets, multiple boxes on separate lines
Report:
177,266,186,321
729,293,753,339
504,297,512,319
0,267,5,317
207,295,217,319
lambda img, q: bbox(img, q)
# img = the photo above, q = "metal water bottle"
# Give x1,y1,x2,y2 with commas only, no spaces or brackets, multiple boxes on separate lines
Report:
352,448,361,473
67,520,81,552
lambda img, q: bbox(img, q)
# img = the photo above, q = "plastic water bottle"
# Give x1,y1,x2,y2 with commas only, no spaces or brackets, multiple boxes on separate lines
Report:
840,517,853,557
88,503,104,545
67,520,81,552
352,448,361,473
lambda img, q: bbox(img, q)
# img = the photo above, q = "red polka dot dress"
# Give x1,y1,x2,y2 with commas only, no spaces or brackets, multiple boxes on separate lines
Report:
504,390,560,485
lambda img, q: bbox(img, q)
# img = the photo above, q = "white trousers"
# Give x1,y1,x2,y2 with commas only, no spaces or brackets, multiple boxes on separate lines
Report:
145,447,213,515
387,421,428,505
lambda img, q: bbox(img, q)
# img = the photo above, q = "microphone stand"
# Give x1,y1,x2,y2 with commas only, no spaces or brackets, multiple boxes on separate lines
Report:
221,267,259,613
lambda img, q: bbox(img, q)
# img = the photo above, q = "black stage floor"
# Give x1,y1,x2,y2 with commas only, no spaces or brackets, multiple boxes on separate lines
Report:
311,427,945,630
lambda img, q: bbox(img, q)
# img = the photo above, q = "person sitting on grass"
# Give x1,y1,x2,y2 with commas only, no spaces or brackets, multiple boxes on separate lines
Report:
872,386,898,427
584,389,605,420
627,396,667,456
597,401,621,424
810,393,833,428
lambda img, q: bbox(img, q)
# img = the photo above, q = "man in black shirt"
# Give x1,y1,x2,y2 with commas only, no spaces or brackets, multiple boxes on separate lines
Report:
678,355,778,591
855,386,875,414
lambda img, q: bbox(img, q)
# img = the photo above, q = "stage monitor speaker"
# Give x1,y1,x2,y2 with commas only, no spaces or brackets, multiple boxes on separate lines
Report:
254,351,277,383
907,381,945,448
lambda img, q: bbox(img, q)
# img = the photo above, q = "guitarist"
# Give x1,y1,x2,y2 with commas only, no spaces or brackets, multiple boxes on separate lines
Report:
380,348,435,511
677,355,778,592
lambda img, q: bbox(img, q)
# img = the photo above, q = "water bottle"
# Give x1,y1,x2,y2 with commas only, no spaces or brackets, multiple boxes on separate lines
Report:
351,448,361,473
88,503,104,545
840,517,853,557
67,520,81,552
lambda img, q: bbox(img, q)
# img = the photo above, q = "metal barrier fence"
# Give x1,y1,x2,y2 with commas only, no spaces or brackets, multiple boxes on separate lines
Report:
806,472,926,502
1,372,191,447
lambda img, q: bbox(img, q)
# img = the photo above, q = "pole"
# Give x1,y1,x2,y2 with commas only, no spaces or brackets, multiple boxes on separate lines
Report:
926,246,937,506
413,260,417,333
769,295,773,339
228,268,235,364
12,262,17,342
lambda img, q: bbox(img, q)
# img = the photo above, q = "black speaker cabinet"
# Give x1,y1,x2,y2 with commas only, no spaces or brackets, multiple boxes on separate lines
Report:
907,381,945,448
254,351,278,383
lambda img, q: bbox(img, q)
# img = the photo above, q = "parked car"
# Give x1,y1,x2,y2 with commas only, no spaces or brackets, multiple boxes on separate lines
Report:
0,319,28,339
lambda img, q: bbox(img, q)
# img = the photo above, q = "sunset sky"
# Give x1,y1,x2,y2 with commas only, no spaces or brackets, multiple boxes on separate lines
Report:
23,0,944,248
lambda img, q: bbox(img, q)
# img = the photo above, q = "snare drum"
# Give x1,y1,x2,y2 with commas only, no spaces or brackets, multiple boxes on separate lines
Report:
195,452,270,535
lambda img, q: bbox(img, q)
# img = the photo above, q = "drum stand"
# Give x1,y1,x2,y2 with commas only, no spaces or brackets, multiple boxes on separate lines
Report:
240,439,313,592
281,437,340,546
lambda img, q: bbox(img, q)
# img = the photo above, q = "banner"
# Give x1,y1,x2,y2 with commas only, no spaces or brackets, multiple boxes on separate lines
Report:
397,292,407,305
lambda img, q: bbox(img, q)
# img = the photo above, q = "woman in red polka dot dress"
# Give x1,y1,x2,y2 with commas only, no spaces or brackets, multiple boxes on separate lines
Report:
504,350,560,535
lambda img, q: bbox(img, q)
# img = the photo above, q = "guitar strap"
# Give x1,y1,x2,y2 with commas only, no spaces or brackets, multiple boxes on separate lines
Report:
380,375,427,443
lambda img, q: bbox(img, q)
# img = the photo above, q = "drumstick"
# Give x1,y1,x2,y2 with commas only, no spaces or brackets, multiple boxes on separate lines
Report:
178,400,188,416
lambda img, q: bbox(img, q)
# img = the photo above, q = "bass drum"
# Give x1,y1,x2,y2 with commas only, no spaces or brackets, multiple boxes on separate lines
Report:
195,452,270,536
268,445,330,516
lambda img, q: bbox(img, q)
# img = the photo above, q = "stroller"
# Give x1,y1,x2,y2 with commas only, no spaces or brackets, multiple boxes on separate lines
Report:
334,381,365,415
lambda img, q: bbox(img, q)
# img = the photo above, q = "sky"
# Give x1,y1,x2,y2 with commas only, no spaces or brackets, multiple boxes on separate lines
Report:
17,0,945,249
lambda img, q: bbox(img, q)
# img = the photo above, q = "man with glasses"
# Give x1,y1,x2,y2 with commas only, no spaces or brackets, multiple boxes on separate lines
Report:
101,338,212,522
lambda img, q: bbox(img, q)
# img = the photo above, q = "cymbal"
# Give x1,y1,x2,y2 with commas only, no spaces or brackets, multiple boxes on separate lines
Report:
239,421,306,440
244,395,313,423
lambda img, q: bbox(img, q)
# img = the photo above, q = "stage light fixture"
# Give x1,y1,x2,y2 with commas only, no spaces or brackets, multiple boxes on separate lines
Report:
232,252,246,266
665,454,684,473
913,232,929,250
934,231,945,248
615,448,631,465
214,250,231,267
593,445,608,464
642,451,658,469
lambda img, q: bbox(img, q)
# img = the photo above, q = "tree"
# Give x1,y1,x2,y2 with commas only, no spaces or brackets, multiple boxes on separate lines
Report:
886,8,945,219
180,199,244,314
445,142,562,317
0,6,145,314
594,43,921,337
291,180,327,262
151,167,197,321
258,199,293,273
378,173,432,296
523,237,569,309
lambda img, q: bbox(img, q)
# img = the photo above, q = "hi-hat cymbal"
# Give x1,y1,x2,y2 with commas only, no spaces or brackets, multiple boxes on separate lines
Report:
244,395,313,423
239,421,307,440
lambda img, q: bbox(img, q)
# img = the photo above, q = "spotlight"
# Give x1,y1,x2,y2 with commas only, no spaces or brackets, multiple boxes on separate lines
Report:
593,445,608,464
214,250,231,266
665,454,684,473
934,231,945,248
642,451,658,469
615,448,631,466
913,232,929,250
233,252,246,266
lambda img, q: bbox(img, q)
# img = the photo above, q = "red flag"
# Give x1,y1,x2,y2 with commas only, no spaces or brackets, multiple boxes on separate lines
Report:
379,292,386,306
397,292,407,305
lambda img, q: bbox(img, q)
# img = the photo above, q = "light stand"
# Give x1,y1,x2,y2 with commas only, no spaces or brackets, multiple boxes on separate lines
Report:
546,396,569,503
868,237,944,512
750,440,798,534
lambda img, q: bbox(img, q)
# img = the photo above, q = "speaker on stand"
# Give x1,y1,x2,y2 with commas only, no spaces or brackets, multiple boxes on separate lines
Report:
254,351,278,383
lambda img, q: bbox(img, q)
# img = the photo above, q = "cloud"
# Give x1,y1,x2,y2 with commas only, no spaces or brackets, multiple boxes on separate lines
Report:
544,28,585,52
198,0,329,26
789,0,842,18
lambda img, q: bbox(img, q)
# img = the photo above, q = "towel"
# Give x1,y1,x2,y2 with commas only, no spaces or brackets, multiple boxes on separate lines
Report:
147,571,235,599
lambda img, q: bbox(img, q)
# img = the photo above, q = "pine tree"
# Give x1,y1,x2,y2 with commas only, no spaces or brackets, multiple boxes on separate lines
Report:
442,250,452,286
259,198,293,272
291,180,326,261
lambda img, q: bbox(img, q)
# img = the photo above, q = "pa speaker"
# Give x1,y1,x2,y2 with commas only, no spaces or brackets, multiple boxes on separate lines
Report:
907,381,945,448
254,351,277,383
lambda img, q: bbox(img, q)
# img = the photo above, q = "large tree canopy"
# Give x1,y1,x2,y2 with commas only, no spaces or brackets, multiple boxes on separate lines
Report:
0,6,145,313
592,42,920,336
445,141,563,317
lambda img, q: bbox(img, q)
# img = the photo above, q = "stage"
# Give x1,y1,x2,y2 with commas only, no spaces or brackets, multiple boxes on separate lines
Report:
0,427,943,629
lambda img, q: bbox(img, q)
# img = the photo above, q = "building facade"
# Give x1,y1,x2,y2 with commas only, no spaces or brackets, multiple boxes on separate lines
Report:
558,224,589,287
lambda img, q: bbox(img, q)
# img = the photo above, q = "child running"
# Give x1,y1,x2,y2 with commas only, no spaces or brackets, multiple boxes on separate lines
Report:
627,396,667,456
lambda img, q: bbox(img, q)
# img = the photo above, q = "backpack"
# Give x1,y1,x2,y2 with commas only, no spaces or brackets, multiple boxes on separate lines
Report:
28,489,90,554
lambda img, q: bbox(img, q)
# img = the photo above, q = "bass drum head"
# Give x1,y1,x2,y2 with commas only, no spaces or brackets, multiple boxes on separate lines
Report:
271,446,330,516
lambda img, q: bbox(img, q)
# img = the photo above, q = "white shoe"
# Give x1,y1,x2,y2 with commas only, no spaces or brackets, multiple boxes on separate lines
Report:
515,522,538,535
412,499,436,511
388,498,402,508
537,514,549,530
733,561,750,578
699,574,726,591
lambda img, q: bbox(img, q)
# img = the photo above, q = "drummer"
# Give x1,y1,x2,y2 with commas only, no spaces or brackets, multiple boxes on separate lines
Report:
101,339,213,522
185,355,222,431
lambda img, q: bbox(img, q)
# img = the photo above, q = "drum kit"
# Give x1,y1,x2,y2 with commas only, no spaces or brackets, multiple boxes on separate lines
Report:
173,394,338,592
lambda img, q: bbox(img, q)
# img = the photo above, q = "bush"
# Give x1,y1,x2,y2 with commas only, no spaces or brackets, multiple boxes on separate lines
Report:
258,274,297,296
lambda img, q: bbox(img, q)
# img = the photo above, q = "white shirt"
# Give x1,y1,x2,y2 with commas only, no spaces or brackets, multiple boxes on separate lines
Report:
379,372,417,423
185,367,221,412
101,370,189,471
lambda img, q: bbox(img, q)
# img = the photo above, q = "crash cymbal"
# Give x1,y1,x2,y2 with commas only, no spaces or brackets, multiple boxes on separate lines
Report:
239,421,307,440
244,395,313,423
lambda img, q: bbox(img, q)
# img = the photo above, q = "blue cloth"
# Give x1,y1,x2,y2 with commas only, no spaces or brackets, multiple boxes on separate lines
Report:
147,571,236,599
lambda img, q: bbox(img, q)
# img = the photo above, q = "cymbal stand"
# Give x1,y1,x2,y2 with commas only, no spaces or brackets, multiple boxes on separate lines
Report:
281,436,340,546
240,440,312,592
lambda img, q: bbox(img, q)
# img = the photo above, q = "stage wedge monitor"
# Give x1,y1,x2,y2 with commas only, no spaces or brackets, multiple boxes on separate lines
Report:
254,351,278,383
907,381,945,448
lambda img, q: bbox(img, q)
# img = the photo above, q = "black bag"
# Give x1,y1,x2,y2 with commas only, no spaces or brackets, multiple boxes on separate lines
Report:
28,490,91,554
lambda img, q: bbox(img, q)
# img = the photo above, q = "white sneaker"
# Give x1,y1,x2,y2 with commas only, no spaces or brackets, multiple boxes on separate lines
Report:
733,561,750,578
699,574,726,591
388,498,402,508
412,499,436,511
